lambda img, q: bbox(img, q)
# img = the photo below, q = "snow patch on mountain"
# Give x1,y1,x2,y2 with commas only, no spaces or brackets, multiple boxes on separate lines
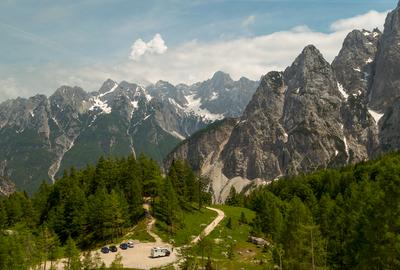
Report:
337,83,349,99
89,96,112,114
184,94,224,121
209,92,219,101
368,108,384,124
99,81,118,97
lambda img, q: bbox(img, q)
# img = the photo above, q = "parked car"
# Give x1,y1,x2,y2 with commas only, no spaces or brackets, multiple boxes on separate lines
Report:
119,243,128,250
109,245,118,252
127,240,134,248
101,246,109,253
151,247,171,258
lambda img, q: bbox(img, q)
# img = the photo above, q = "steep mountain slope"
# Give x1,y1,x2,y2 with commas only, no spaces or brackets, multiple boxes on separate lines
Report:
0,73,257,193
332,29,381,97
369,2,400,111
167,46,380,202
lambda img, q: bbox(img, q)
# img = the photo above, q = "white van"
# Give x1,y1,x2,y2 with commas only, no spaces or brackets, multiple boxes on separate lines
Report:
151,247,171,258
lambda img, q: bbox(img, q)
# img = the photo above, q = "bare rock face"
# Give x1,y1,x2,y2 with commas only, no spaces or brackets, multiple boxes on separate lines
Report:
0,176,15,197
166,45,380,201
222,46,350,180
221,71,287,180
369,3,400,111
379,99,400,152
165,118,238,172
332,29,381,97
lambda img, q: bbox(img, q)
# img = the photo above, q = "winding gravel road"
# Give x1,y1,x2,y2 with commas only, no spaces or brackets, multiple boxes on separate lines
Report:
45,206,225,270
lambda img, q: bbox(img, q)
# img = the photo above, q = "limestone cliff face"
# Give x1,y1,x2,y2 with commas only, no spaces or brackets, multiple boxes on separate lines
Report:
165,118,238,172
332,29,381,97
220,45,377,180
369,3,400,111
166,46,380,202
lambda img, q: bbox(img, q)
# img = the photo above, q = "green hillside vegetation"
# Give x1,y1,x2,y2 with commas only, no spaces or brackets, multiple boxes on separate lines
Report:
0,155,209,269
246,151,400,269
58,113,133,176
155,206,216,246
132,118,181,163
0,128,56,193
181,205,268,270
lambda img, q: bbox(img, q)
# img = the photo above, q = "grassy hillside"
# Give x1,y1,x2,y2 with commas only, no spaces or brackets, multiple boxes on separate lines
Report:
155,206,217,246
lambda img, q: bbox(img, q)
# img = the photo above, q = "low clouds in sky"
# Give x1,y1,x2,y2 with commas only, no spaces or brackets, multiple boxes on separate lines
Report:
330,10,387,31
0,9,389,101
114,9,388,85
129,33,168,60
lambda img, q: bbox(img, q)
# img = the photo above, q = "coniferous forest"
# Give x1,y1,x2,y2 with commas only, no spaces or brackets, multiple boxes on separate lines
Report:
2,152,400,269
243,152,400,269
0,155,209,269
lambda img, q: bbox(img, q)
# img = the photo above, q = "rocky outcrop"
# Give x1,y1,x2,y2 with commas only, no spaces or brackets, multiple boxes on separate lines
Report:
332,29,381,97
369,3,400,111
221,71,287,180
0,176,15,197
188,71,259,118
221,45,366,180
379,98,400,152
165,118,238,171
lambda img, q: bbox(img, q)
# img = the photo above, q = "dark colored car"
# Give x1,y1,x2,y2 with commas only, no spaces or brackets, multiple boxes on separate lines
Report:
109,245,118,252
101,246,109,253
119,243,128,250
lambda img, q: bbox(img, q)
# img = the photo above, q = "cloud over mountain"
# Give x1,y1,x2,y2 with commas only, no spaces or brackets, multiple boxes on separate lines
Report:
129,33,168,60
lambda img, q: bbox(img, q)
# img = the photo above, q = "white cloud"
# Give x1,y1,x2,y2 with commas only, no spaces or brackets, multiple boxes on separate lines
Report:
129,33,168,60
112,10,387,85
330,10,388,32
242,15,256,28
0,77,32,101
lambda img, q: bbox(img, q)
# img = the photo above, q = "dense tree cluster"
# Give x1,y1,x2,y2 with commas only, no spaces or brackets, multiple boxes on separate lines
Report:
0,155,208,269
248,152,400,269
156,160,211,232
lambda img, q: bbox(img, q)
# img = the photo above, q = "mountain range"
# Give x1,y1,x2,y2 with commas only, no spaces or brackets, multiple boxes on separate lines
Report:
166,2,400,202
4,2,400,200
0,72,258,194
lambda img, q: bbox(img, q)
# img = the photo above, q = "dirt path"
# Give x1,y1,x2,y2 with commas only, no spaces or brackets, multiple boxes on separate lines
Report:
45,206,224,270
191,207,225,244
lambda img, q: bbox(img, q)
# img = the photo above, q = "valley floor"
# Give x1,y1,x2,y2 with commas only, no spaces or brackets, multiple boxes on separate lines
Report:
44,207,225,270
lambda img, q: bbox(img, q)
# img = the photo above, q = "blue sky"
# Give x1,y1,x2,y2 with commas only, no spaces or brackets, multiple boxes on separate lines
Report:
0,0,397,100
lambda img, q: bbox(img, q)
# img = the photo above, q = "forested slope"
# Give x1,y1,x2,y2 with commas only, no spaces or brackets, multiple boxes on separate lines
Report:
0,155,209,269
247,152,400,269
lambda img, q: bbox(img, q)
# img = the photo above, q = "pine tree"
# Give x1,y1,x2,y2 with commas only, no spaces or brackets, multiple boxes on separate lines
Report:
226,217,232,229
64,236,81,270
0,201,7,228
239,211,247,225
157,177,182,231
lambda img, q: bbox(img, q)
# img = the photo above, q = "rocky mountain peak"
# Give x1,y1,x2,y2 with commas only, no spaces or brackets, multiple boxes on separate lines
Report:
210,71,233,89
155,80,173,88
286,45,331,77
52,86,88,101
285,45,339,97
332,28,380,97
98,79,118,94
